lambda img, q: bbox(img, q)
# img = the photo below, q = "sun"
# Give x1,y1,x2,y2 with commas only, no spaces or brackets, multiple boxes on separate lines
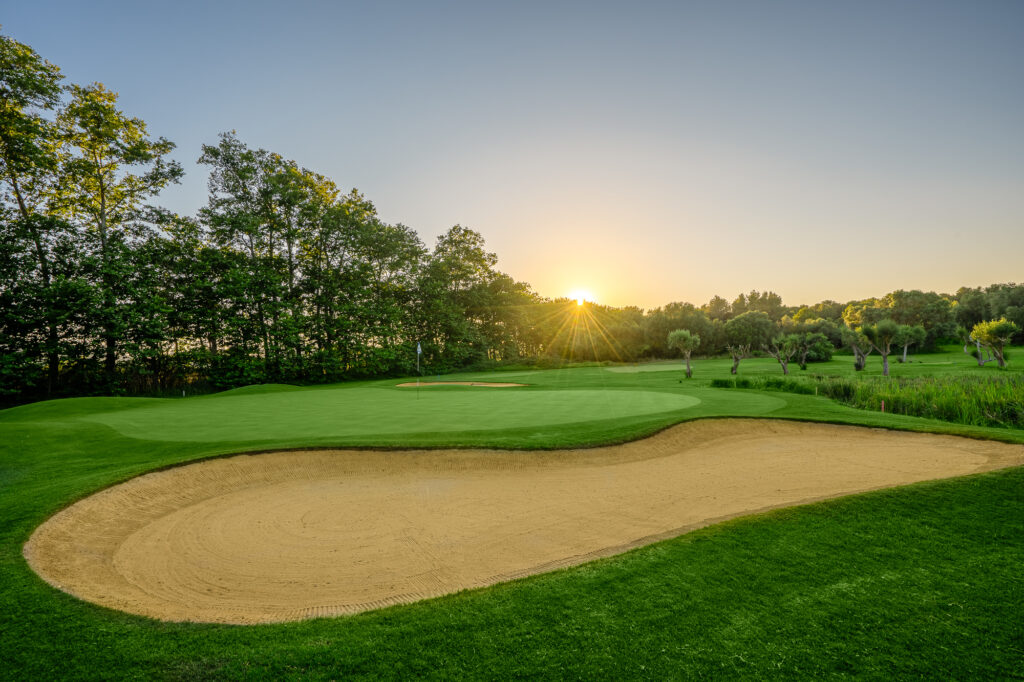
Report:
568,289,593,306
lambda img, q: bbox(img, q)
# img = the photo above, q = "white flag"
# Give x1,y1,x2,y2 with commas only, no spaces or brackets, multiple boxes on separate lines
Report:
417,342,422,355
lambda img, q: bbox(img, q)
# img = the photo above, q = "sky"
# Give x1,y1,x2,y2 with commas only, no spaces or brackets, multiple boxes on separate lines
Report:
5,0,1023,309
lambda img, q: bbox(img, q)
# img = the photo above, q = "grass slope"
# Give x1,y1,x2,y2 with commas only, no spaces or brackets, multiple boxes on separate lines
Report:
1,348,1022,679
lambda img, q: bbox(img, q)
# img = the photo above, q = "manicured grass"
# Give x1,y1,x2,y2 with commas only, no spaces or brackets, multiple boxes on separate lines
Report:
1,347,1022,679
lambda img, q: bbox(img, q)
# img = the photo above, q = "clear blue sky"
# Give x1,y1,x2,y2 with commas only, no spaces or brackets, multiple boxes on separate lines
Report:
6,1,1023,308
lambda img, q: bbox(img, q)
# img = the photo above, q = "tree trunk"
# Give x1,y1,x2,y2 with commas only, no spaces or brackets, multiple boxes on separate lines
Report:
780,359,789,375
901,344,909,363
10,177,60,395
95,171,118,383
730,355,740,375
685,354,692,379
882,353,889,376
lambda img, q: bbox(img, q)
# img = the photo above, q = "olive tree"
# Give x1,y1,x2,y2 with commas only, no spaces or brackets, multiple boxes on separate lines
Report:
859,319,900,376
970,318,1019,368
794,331,831,370
895,324,926,363
724,311,773,375
667,328,700,378
841,326,872,371
764,333,800,375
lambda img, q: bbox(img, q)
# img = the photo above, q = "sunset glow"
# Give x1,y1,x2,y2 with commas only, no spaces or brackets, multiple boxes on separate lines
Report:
569,290,593,306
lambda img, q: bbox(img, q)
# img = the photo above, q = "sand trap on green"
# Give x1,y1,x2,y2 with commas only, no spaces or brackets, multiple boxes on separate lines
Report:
25,419,1024,624
394,381,527,387
83,389,701,442
605,362,687,373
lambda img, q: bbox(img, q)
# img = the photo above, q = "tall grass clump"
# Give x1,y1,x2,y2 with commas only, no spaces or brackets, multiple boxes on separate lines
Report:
834,374,1024,428
718,374,1024,429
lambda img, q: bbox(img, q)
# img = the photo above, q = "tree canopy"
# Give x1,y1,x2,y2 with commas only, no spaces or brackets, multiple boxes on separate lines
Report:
1,29,1021,404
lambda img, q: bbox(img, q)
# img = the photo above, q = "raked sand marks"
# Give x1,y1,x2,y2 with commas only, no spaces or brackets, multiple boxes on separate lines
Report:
24,419,1024,624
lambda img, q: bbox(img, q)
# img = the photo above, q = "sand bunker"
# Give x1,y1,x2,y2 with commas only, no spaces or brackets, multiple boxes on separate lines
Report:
395,381,527,387
24,419,1024,624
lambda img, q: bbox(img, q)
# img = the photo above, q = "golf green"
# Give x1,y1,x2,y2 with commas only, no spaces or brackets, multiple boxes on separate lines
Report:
82,388,702,442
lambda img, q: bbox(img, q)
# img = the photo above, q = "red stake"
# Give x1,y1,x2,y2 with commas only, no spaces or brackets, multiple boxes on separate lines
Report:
881,400,885,413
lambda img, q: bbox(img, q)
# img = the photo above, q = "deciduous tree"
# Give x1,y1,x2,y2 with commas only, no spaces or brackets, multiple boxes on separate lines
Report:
56,82,182,381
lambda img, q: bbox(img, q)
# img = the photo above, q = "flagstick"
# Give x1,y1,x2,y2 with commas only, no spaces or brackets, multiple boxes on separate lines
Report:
417,343,420,400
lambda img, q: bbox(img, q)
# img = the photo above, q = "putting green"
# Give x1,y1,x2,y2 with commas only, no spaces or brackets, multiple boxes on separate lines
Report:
83,388,702,442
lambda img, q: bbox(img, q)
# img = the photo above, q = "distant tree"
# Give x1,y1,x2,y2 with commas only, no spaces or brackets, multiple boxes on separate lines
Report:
859,319,900,376
644,303,713,357
955,325,972,354
894,324,926,363
724,311,773,375
884,290,956,349
745,290,788,321
701,295,731,321
842,298,887,329
792,300,845,323
970,319,1019,368
731,292,748,317
953,287,990,331
763,333,800,375
841,326,873,371
793,331,831,370
984,284,1024,344
667,329,700,378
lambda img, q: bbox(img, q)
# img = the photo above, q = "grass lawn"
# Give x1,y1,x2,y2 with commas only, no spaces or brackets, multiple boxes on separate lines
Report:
1,347,1022,679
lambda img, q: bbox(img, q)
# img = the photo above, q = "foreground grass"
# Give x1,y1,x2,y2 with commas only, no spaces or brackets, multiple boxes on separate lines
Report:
2,349,1023,679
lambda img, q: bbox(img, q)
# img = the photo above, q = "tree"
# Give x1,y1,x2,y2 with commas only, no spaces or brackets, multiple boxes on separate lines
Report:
723,311,773,375
793,331,831,370
56,82,182,381
859,319,900,376
744,290,788,321
763,333,799,375
645,303,712,357
701,295,731,321
793,300,844,323
841,326,873,371
953,287,990,331
0,32,65,393
970,319,1018,368
894,324,926,363
884,290,955,350
667,329,700,378
842,298,887,328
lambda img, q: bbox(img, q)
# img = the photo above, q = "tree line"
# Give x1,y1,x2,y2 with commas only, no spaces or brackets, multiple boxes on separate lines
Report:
1,32,1021,403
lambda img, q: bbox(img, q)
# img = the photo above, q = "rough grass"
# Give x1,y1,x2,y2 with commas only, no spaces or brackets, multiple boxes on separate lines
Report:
713,373,1024,429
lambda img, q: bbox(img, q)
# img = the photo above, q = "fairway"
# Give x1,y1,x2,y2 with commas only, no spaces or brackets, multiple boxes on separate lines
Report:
26,418,1024,625
80,388,701,442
